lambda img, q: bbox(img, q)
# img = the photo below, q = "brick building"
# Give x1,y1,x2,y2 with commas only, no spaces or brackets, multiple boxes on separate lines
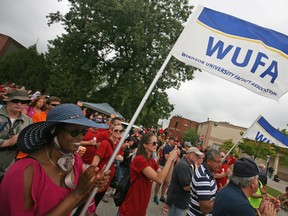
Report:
0,33,25,59
166,115,199,141
167,115,246,149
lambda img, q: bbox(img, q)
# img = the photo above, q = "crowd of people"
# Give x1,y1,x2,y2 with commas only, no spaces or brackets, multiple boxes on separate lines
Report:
0,86,286,216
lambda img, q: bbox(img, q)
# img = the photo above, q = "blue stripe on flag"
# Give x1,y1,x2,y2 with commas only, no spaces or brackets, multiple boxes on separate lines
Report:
258,117,288,147
198,7,288,56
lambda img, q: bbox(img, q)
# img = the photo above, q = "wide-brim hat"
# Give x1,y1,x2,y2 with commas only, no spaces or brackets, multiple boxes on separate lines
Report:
2,89,31,102
17,103,109,153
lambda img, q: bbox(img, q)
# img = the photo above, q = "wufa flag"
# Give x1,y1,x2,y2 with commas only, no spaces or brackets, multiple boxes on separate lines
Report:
244,115,288,148
170,6,288,100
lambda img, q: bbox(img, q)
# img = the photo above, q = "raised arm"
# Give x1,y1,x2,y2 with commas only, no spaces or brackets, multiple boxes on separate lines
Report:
142,149,178,184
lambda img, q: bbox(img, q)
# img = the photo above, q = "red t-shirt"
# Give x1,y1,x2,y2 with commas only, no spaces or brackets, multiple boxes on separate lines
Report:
119,155,159,216
96,129,110,143
80,128,98,164
94,139,124,192
227,156,236,166
214,163,229,190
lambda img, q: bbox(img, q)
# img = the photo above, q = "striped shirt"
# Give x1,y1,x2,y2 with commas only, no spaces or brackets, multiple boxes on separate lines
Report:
187,163,217,216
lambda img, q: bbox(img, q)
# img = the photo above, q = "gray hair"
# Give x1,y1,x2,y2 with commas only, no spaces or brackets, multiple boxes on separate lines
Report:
230,175,258,188
204,149,220,163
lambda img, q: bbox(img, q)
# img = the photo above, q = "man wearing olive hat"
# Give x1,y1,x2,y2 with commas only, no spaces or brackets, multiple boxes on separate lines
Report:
213,157,278,216
0,89,32,179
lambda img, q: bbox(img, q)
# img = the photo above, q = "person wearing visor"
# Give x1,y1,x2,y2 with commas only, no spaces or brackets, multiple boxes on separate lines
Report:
0,104,111,216
0,89,32,179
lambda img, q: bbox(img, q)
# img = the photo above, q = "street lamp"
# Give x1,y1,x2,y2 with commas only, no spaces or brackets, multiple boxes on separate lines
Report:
266,155,271,176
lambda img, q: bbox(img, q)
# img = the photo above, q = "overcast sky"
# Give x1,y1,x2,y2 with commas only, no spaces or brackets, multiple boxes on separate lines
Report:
1,0,288,130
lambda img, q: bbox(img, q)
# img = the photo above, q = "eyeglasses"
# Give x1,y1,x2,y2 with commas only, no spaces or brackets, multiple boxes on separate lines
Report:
50,103,59,107
148,141,158,146
10,99,29,104
63,128,88,137
113,129,124,133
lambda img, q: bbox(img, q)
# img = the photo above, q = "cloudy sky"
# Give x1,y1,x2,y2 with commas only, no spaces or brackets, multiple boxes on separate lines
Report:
1,0,288,130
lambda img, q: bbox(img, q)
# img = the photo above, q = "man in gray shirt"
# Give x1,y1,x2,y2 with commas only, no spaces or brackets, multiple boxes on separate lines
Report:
166,147,204,216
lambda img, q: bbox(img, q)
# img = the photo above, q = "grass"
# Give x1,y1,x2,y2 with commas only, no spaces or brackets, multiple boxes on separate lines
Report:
266,186,281,198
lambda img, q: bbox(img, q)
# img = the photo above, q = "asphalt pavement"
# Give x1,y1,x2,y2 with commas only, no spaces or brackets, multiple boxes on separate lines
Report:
267,178,288,216
267,177,288,194
97,183,164,215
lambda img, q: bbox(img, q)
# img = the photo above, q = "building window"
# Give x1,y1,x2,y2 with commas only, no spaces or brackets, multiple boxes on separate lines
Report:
175,122,178,128
213,143,220,150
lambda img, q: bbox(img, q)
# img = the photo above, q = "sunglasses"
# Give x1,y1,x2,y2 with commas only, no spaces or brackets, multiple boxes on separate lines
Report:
63,128,88,137
10,99,29,104
113,129,124,133
50,103,59,107
148,141,158,146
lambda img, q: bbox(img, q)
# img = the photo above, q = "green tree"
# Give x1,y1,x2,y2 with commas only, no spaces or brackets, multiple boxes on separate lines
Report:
238,138,276,160
183,127,199,146
220,139,239,158
274,128,288,165
46,0,195,126
0,45,49,91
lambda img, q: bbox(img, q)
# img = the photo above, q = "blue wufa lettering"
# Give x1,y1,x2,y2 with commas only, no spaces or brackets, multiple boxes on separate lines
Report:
255,131,271,143
205,36,278,84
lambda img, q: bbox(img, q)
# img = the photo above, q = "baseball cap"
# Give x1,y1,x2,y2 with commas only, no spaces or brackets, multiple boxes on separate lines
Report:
233,157,260,177
184,142,192,147
186,147,204,156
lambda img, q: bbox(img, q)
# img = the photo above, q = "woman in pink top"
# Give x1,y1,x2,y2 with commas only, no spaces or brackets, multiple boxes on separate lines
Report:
118,132,178,216
22,96,46,118
0,104,110,216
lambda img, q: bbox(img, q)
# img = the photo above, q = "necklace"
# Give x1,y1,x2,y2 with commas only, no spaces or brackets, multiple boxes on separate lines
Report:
46,145,64,176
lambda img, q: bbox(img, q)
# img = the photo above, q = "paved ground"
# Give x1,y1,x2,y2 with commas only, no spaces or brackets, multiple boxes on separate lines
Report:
95,179,288,216
267,177,288,194
266,178,288,216
97,183,163,216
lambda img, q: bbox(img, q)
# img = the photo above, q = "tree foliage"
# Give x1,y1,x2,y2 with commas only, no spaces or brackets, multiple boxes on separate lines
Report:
0,45,49,91
220,139,239,158
46,0,195,126
239,138,276,160
183,127,199,146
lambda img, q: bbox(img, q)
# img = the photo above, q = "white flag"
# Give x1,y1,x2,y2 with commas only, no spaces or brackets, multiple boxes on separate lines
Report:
171,6,288,101
245,115,288,148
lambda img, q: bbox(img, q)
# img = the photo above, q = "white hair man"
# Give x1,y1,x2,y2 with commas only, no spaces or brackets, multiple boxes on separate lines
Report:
213,157,279,216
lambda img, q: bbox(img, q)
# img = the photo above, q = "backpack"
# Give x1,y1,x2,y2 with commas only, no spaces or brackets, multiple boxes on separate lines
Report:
113,169,137,206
